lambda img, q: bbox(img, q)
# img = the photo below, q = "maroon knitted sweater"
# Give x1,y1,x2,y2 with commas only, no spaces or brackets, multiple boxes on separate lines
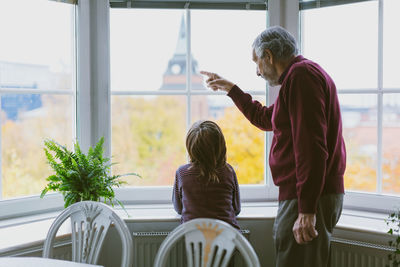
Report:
228,55,346,213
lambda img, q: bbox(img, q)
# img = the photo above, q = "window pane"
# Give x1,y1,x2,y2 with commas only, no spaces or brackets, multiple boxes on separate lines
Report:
191,95,266,185
383,0,400,88
0,0,74,90
301,2,378,90
110,9,185,92
0,0,75,199
191,10,267,92
340,94,377,192
382,93,400,195
1,95,74,199
111,95,186,186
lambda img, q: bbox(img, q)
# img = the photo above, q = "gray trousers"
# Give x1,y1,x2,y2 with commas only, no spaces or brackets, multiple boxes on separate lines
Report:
273,194,344,267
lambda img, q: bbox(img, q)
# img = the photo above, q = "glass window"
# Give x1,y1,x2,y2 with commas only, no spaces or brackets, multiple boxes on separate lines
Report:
383,0,400,88
111,95,187,186
191,10,267,92
110,9,267,186
110,9,183,92
191,95,266,185
0,0,75,199
1,95,74,198
340,94,377,193
300,1,378,90
382,94,400,195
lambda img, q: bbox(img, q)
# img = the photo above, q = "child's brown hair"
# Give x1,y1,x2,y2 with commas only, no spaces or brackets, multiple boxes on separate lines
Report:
186,120,227,183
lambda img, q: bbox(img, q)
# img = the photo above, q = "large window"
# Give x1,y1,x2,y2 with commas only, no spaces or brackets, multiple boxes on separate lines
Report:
3,0,399,218
301,0,400,196
0,0,76,200
110,8,267,187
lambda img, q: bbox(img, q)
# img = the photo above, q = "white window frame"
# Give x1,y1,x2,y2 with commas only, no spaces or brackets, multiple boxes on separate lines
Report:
1,0,400,220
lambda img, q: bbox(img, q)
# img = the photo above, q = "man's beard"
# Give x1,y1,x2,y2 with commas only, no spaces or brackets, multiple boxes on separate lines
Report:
261,71,279,86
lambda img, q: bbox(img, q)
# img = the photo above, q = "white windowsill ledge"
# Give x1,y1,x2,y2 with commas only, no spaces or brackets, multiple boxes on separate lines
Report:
0,202,393,255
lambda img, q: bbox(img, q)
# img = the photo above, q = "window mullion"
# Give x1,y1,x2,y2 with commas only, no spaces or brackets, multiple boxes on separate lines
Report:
77,0,111,155
268,0,299,44
91,0,111,156
76,0,92,153
0,91,2,200
377,94,383,194
186,8,192,131
0,67,2,200
376,0,384,194
72,5,78,154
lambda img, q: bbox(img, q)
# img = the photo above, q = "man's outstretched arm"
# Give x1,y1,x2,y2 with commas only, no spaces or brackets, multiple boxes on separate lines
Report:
201,70,274,131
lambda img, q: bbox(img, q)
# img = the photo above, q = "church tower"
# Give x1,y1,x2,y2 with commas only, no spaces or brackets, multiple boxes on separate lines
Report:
159,14,208,119
159,15,205,91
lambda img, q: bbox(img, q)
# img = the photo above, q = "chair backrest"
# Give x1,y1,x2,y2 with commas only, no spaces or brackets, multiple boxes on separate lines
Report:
43,201,133,267
153,218,260,267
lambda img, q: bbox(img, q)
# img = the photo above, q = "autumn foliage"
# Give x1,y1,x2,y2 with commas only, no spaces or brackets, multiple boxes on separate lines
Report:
2,95,400,198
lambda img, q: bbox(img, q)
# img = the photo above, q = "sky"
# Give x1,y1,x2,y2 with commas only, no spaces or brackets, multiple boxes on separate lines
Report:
109,8,267,92
301,0,400,108
301,0,400,90
0,0,73,73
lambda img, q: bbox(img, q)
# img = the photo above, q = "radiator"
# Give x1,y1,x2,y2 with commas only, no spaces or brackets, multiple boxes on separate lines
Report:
330,237,393,267
132,229,250,267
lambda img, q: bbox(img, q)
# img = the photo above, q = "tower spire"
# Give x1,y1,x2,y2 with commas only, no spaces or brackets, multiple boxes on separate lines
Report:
174,15,186,56
159,12,204,91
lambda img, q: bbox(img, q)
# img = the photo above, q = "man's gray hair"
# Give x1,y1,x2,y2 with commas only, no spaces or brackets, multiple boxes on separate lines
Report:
252,26,298,61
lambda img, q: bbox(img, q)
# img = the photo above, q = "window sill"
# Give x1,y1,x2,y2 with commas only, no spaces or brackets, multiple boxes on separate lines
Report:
0,202,392,255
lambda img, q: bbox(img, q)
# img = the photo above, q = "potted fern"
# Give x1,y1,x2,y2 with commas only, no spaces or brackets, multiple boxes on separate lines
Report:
40,137,140,214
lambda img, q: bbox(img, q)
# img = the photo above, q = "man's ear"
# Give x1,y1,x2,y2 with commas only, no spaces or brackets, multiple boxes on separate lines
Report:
264,49,273,64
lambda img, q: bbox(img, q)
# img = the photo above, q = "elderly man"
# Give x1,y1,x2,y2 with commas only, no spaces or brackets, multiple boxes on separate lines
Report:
201,26,346,267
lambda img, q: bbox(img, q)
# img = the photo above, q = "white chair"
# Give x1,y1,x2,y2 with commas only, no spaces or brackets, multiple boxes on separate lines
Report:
153,218,260,267
43,201,133,267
